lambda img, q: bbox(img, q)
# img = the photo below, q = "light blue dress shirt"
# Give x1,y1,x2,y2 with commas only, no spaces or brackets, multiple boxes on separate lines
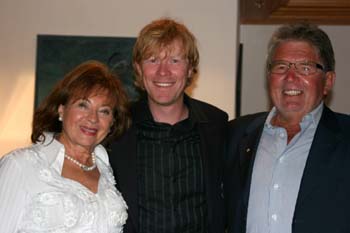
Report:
247,103,324,233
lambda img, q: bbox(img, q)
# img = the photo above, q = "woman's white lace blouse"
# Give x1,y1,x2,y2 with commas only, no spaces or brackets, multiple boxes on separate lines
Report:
0,134,127,233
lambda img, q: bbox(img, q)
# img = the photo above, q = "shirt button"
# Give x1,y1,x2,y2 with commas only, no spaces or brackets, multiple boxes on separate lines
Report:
279,132,285,138
271,214,278,221
273,184,279,190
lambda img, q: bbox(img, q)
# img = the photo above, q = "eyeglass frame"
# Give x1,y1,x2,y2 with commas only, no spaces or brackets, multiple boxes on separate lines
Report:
268,60,325,76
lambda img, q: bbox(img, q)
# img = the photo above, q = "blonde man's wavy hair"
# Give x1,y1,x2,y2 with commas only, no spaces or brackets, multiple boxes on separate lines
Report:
132,18,199,89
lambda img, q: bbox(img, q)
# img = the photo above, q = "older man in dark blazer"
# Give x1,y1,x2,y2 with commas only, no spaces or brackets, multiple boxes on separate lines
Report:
225,23,350,233
110,18,228,233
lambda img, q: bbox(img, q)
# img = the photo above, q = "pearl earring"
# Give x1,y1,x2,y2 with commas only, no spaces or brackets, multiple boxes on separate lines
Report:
58,116,63,122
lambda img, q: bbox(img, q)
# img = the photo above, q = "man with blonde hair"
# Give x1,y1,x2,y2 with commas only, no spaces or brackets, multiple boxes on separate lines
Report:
110,18,228,233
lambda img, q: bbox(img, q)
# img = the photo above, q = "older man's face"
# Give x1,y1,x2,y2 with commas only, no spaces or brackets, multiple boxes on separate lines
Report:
268,40,335,122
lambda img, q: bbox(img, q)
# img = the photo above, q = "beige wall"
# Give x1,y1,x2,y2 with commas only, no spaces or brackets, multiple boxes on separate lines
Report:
0,0,239,155
240,25,350,116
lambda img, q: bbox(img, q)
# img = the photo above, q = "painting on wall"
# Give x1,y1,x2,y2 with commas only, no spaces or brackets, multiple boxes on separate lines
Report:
35,35,137,107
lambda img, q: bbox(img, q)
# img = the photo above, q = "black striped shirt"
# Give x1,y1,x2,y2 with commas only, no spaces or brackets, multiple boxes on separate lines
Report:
137,116,207,233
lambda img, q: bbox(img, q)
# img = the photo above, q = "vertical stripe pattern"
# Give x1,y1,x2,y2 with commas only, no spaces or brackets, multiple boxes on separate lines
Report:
137,119,207,233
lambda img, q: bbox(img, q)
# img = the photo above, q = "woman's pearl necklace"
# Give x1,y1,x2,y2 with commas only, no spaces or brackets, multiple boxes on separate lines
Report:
64,152,97,171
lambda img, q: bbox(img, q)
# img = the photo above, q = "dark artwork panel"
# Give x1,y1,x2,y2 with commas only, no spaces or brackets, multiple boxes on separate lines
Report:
35,35,137,107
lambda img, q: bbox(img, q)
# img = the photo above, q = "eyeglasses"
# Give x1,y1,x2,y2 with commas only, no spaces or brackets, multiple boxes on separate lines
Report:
268,60,324,76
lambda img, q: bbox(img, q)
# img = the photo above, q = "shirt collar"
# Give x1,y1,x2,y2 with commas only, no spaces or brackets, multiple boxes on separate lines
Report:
265,102,324,129
132,94,208,125
35,132,65,172
34,132,108,172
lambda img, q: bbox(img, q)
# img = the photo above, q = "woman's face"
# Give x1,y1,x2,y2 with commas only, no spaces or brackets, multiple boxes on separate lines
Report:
58,92,114,152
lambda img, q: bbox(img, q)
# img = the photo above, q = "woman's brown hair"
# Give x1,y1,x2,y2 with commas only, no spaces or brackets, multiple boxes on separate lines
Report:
31,60,130,145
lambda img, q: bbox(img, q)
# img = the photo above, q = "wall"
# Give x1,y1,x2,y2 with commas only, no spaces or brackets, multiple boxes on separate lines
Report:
0,0,239,155
240,24,350,116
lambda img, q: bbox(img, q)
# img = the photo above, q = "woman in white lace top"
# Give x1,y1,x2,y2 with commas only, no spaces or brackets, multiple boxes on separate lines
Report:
0,60,130,233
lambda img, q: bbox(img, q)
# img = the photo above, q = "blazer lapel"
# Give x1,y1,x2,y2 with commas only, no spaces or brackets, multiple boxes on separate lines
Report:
115,127,139,230
295,106,342,206
190,98,226,233
239,115,266,213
